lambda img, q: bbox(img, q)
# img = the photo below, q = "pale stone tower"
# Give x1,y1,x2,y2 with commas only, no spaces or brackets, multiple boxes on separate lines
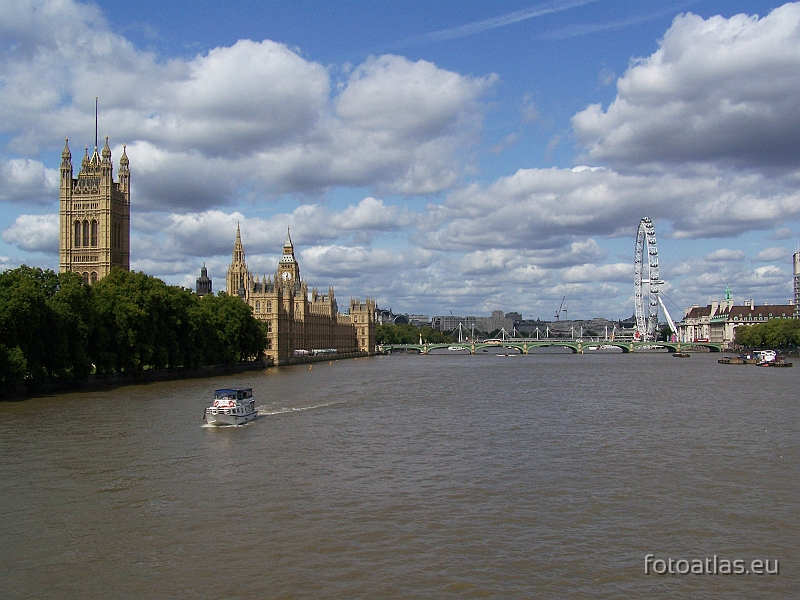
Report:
226,223,251,299
277,228,300,285
59,136,130,283
349,297,377,352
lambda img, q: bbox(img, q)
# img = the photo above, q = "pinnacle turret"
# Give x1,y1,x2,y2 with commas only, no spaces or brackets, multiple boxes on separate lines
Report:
102,135,111,163
283,227,293,252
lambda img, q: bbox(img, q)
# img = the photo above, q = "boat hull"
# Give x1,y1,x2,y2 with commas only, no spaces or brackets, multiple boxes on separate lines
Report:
205,408,258,426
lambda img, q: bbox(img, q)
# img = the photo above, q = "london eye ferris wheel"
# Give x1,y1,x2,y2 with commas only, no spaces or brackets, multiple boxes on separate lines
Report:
634,217,662,341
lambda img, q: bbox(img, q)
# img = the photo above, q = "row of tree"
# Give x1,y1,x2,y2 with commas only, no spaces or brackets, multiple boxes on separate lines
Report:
375,323,453,344
734,318,800,349
0,266,266,395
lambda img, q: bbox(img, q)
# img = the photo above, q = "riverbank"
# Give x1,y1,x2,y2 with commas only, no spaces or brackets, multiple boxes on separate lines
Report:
275,350,373,367
4,350,377,401
4,358,272,401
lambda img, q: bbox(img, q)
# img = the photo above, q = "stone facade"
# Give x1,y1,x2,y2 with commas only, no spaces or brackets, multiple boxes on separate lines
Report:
59,137,130,283
678,287,796,346
226,226,375,364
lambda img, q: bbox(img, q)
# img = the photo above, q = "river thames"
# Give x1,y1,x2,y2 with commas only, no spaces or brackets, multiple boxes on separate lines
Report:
1,350,797,599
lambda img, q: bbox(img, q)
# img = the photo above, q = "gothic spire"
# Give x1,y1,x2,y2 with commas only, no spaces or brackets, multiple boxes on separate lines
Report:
232,222,245,264
61,138,72,169
102,135,111,163
284,226,293,252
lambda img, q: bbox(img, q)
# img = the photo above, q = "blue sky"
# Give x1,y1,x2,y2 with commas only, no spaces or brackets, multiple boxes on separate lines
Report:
1,0,799,320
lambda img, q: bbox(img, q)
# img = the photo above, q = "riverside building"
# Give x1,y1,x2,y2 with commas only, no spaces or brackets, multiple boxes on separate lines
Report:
59,136,130,283
678,286,796,346
226,226,376,364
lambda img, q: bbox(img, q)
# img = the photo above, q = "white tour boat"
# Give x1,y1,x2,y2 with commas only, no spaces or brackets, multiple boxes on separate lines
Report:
204,387,257,426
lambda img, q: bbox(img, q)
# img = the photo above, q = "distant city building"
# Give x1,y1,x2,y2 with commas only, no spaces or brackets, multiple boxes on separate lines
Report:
430,310,515,335
475,310,514,334
376,308,409,325
196,264,212,297
59,136,130,284
678,287,796,345
408,315,430,328
226,226,375,364
431,315,466,332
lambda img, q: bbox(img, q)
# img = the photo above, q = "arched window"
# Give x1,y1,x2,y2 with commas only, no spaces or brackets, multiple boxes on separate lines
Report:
82,220,89,247
255,301,260,313
266,301,272,314
91,271,98,284
91,220,98,247
74,221,81,246
267,322,272,333
82,271,89,285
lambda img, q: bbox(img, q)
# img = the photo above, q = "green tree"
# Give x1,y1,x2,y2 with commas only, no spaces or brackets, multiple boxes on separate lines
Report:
376,323,453,344
735,319,800,349
197,292,266,364
91,269,156,375
0,344,26,395
0,266,92,387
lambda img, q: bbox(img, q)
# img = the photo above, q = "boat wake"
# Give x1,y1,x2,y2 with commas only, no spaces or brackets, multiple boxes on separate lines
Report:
257,400,345,416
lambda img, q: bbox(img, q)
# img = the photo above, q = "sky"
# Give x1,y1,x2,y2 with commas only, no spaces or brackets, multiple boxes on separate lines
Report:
1,0,799,320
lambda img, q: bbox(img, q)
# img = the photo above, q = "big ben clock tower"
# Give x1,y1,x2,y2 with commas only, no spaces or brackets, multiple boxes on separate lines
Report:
277,228,300,285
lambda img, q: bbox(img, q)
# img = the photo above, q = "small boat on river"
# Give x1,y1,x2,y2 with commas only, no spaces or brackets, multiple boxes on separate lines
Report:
204,387,257,426
719,356,746,364
769,360,793,367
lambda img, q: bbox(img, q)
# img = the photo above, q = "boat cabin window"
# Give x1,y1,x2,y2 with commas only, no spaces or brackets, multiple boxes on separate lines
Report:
215,388,252,401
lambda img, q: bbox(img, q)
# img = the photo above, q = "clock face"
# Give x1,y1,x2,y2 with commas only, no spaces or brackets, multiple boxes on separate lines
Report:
282,271,291,280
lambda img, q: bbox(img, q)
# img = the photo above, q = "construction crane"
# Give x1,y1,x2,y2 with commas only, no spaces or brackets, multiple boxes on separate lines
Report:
555,296,566,321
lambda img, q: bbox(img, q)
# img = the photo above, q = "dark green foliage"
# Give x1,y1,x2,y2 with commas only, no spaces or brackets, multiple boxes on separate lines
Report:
0,265,267,395
0,266,91,389
91,271,266,373
0,344,26,395
376,323,453,344
735,319,800,349
192,292,266,365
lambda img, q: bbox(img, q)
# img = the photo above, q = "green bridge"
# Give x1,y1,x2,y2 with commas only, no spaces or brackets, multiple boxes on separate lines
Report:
378,340,725,354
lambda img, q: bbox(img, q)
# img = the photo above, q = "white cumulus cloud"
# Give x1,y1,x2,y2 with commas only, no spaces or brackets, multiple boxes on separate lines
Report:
573,3,800,171
0,159,58,204
2,213,59,253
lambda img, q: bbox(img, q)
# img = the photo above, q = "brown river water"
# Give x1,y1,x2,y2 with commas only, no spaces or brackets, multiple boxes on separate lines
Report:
1,349,797,599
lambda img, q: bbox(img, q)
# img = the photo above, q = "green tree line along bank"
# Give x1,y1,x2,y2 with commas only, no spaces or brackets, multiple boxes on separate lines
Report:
0,266,265,396
375,323,454,345
734,318,800,350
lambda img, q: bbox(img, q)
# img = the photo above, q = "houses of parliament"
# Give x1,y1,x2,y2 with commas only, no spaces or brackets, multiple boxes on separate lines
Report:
58,136,130,283
225,226,376,364
57,131,375,364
